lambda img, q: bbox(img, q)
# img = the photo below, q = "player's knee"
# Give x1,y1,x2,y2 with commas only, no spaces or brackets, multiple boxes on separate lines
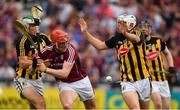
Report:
163,105,170,109
35,98,46,109
62,102,73,109
155,102,162,109
129,104,140,109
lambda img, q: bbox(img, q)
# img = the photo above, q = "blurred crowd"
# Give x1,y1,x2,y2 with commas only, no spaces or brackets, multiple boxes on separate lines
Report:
0,0,179,87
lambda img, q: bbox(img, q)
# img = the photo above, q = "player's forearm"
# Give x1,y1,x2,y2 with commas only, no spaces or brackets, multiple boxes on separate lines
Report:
45,67,70,79
167,56,174,67
19,58,32,68
83,30,108,50
164,50,174,67
124,32,140,43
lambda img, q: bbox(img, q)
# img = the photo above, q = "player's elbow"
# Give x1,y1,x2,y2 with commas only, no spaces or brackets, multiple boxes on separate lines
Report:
96,43,107,50
98,46,105,50
163,49,171,56
58,70,70,79
62,73,69,78
134,37,141,43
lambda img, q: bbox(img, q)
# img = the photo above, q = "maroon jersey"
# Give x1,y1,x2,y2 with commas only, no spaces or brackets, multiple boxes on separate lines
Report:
41,43,87,82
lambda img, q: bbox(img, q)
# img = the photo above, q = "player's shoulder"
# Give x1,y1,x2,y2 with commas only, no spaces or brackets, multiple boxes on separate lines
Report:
111,32,125,41
16,35,28,45
151,35,163,41
40,32,48,37
68,43,76,51
151,35,161,39
39,32,50,39
44,44,53,50
114,32,124,38
41,44,54,53
67,43,77,54
40,32,51,44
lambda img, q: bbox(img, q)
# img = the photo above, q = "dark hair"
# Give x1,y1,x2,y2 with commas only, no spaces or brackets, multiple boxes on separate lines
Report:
139,20,152,28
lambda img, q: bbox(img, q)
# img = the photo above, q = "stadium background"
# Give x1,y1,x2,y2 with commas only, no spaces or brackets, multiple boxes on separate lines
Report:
0,0,179,109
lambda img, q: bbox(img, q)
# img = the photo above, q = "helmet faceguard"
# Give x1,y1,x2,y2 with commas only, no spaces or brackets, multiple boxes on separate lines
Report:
124,15,136,31
138,20,152,38
117,14,136,31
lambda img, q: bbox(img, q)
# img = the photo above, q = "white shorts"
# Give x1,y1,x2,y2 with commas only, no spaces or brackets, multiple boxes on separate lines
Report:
151,80,171,98
121,78,151,101
58,76,95,101
14,77,44,97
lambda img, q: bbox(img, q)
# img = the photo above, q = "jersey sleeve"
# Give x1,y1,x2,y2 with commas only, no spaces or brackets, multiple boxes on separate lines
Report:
40,45,53,59
105,36,117,48
66,45,77,63
105,32,124,48
16,36,30,56
160,39,166,51
40,33,51,46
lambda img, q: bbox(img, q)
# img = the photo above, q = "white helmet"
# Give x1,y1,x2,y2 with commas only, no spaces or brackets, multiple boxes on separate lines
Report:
22,15,40,26
124,14,136,31
117,14,127,22
22,15,35,25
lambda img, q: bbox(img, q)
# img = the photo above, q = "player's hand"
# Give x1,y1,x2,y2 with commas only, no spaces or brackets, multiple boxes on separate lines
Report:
37,62,46,72
168,67,176,74
167,67,177,77
118,21,127,35
78,18,88,33
43,59,51,66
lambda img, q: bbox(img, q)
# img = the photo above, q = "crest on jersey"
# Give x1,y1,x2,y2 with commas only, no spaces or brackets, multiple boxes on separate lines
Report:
118,41,123,45
60,55,64,60
146,44,152,50
118,48,130,57
146,51,159,61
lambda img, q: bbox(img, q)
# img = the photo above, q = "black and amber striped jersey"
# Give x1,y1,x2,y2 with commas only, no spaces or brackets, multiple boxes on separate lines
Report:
105,31,150,82
145,36,167,81
16,33,51,79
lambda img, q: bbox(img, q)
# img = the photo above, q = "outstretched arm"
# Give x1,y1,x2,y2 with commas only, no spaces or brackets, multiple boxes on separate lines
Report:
78,18,108,50
162,47,176,84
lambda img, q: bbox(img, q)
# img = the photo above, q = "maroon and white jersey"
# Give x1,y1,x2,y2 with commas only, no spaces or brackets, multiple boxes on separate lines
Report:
41,43,87,83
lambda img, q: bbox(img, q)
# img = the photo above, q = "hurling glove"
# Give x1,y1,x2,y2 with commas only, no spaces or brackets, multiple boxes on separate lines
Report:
168,67,177,75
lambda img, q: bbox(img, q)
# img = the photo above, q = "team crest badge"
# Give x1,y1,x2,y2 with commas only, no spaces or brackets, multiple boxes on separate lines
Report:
119,48,129,57
146,51,159,61
118,41,123,45
146,44,152,50
60,55,64,60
